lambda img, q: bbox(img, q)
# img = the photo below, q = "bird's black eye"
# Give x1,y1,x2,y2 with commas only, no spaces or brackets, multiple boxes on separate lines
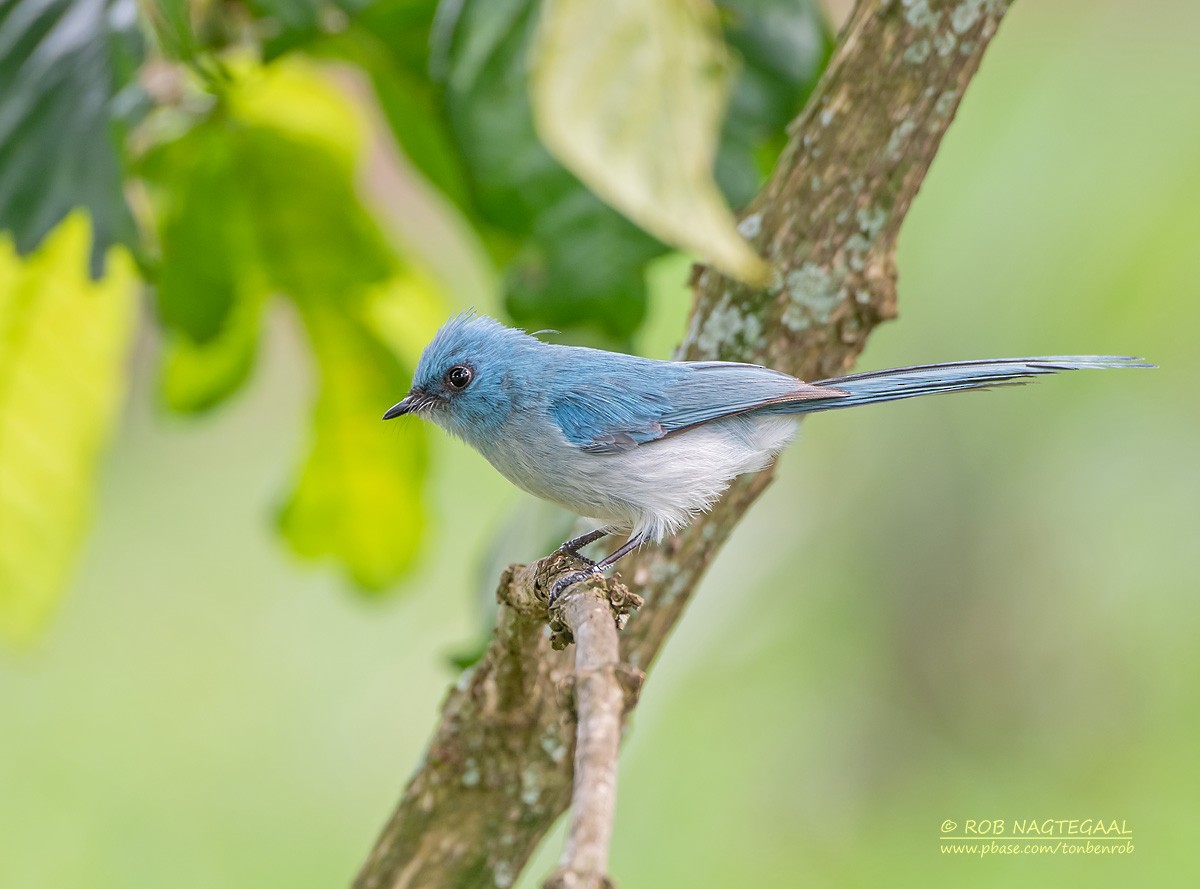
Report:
446,365,473,390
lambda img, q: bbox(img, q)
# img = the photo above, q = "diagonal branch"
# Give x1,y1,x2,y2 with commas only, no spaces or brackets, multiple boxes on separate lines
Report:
352,2,1012,887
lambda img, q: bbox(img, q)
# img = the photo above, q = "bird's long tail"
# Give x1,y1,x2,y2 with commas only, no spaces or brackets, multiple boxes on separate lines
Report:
790,356,1151,414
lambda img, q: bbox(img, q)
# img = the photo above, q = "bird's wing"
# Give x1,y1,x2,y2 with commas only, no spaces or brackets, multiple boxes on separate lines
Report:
550,360,846,454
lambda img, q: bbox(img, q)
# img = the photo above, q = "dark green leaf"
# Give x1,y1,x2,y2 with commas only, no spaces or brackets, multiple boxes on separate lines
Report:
322,23,471,209
717,0,832,205
249,0,376,59
436,0,661,337
506,193,662,337
140,123,254,343
0,0,144,274
351,0,830,337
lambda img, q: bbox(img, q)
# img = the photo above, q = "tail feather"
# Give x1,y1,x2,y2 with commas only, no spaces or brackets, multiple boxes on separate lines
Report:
789,356,1152,414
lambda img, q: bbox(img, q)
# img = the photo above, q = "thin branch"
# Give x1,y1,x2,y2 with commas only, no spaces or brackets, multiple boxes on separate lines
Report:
352,2,1012,887
543,579,643,889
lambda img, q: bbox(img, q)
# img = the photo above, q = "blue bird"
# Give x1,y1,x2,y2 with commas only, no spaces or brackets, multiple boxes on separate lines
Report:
384,313,1149,601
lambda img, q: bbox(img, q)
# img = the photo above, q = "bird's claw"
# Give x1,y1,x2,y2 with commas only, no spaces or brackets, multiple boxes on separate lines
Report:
554,545,595,567
548,567,600,607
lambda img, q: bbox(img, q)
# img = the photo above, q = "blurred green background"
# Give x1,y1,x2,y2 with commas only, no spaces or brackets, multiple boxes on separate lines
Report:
2,0,1199,886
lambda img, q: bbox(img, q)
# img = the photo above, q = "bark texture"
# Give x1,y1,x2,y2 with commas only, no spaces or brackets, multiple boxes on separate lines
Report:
353,2,1012,887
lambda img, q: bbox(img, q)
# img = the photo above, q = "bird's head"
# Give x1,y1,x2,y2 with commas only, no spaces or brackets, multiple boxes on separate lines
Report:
383,313,539,443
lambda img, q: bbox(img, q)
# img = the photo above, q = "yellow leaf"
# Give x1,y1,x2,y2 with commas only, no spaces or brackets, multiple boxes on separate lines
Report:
277,302,427,591
226,55,368,163
361,268,448,366
0,214,137,643
531,0,768,284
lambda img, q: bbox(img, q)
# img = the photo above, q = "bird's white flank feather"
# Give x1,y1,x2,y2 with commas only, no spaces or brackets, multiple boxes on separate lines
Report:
473,412,797,543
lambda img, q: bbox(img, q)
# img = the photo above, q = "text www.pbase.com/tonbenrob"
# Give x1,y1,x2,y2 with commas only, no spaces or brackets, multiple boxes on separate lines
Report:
940,838,1135,858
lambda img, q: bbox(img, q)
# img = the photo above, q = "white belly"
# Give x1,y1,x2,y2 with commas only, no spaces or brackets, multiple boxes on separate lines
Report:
476,414,797,542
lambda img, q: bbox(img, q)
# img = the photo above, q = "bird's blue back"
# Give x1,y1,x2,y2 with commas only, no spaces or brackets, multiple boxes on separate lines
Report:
411,314,840,453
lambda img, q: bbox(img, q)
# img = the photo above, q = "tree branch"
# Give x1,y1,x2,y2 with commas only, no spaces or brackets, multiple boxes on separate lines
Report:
543,579,643,889
352,2,1012,887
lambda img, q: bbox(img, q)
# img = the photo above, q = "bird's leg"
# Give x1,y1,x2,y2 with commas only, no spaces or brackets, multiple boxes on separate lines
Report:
554,527,612,566
548,533,644,605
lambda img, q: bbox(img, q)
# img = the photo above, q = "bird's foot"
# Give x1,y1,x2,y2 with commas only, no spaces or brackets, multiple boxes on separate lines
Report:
553,544,596,567
548,566,602,607
553,527,610,566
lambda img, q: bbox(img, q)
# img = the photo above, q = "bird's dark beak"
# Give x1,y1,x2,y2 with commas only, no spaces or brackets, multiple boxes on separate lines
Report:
383,393,417,420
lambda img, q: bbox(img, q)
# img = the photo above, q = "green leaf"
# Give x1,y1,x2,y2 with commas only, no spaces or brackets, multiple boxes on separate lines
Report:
278,301,427,591
0,0,144,274
248,0,376,60
141,59,438,588
141,123,258,344
351,0,827,337
0,213,137,644
530,0,768,283
716,0,831,206
340,0,656,335
504,193,663,336
233,126,396,303
141,0,200,61
435,0,663,337
159,291,265,415
140,58,394,384
322,16,471,210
